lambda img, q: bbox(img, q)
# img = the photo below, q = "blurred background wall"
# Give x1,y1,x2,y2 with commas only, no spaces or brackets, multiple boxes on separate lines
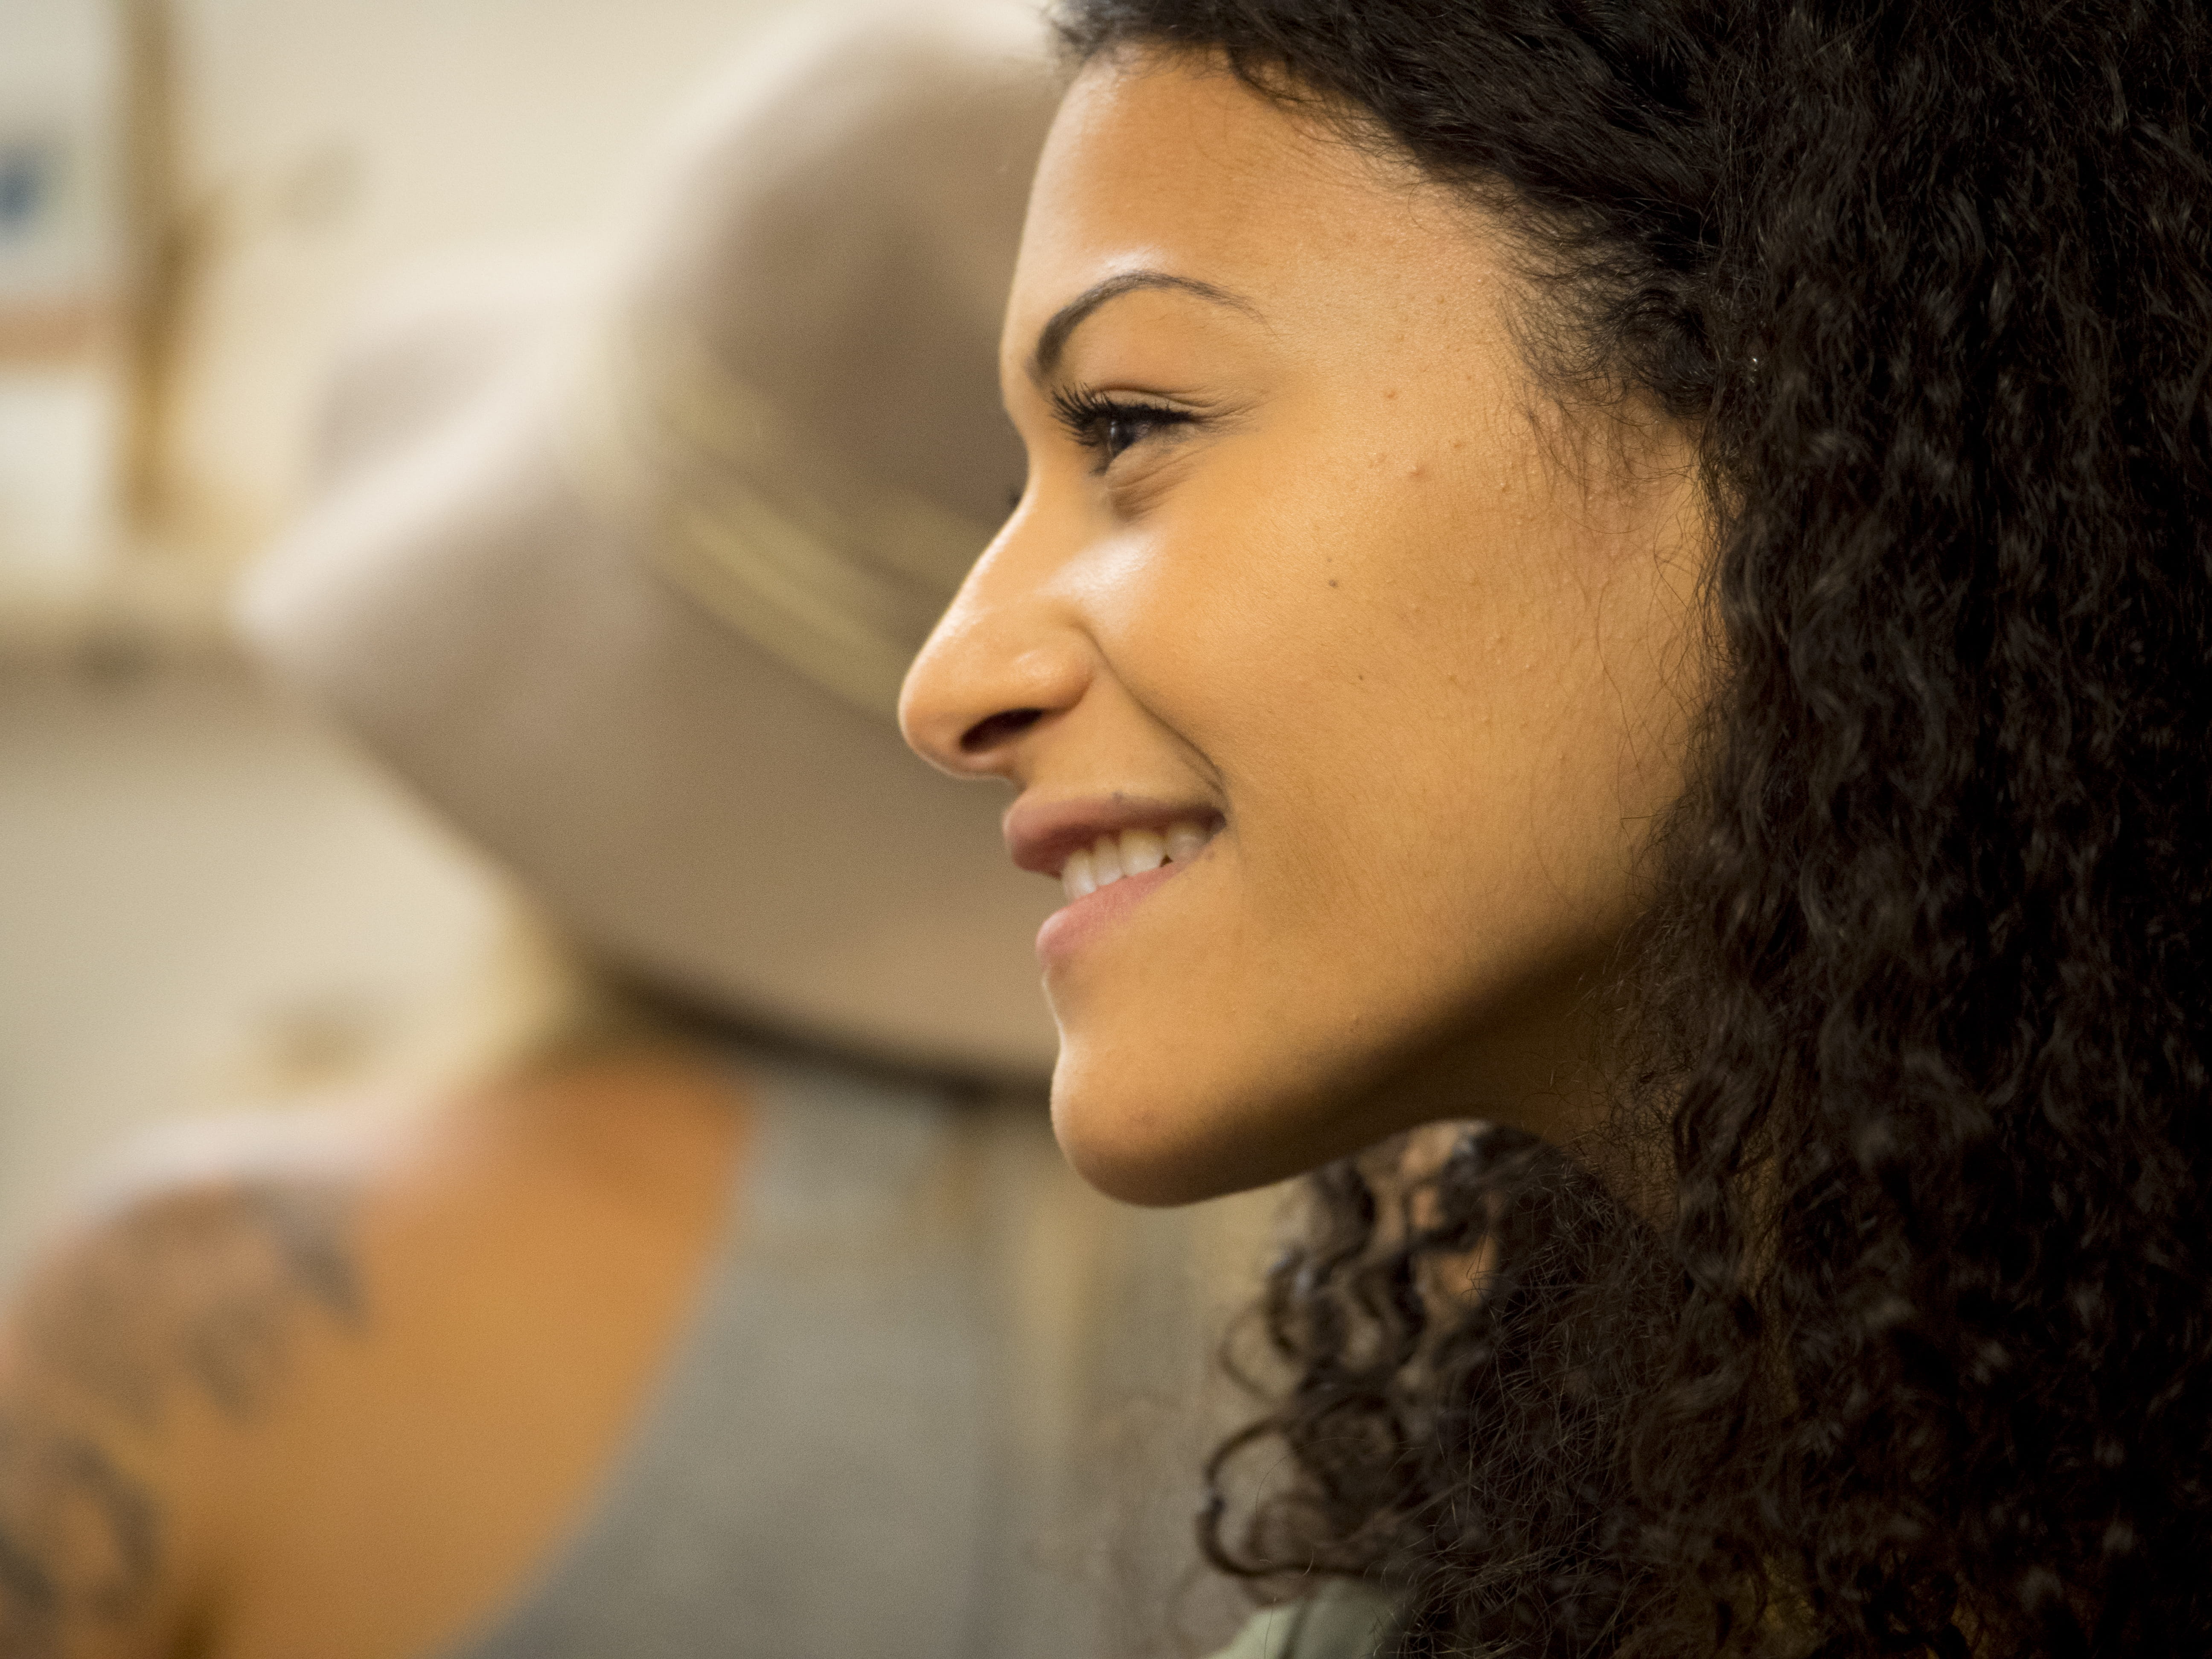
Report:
0,0,840,1285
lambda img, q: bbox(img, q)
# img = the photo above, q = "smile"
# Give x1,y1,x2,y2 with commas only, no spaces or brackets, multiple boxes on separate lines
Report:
1059,821,1215,902
1002,797,1224,969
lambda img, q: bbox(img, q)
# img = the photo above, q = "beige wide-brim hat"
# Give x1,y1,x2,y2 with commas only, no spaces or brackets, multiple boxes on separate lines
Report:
238,3,1064,1083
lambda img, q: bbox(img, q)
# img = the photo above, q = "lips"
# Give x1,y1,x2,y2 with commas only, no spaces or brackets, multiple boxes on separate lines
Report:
1003,795,1224,965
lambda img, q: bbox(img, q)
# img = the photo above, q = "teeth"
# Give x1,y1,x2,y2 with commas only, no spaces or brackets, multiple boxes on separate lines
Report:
1121,828,1165,875
1063,848,1097,899
1091,835,1125,887
1059,818,1216,903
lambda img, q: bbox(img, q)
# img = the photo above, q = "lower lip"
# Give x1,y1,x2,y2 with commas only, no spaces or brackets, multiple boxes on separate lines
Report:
1035,863,1184,969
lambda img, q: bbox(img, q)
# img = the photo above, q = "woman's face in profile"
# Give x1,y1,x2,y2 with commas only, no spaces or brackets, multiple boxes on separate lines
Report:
903,54,1709,1203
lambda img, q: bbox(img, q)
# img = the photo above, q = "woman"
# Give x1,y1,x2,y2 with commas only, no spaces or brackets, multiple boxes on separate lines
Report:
901,1,2212,1655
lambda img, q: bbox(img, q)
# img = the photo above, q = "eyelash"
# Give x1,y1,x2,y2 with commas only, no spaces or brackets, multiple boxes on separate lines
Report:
1048,386,1197,471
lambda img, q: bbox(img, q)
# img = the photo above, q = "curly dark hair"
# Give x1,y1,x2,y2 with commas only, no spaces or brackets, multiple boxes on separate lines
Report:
1051,2,2212,1655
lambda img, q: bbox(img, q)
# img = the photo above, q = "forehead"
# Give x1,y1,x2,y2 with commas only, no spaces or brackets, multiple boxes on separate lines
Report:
1009,54,1500,352
1026,56,1316,259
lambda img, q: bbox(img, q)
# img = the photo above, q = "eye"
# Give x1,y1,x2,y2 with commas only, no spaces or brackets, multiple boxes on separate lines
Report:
1049,387,1196,472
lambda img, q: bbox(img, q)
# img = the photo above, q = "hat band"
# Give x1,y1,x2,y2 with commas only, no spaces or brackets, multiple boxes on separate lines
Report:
563,305,996,720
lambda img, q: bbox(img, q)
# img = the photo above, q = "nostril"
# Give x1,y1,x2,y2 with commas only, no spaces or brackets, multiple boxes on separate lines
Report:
960,708,1044,754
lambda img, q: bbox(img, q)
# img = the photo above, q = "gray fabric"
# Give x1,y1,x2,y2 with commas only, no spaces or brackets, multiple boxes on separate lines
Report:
440,1045,1277,1659
446,1052,1002,1659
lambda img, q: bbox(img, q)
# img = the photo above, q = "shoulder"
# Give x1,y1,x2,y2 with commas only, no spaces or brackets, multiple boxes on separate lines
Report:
9,1115,373,1424
0,1114,377,1656
1209,1582,1406,1659
3,1111,375,1436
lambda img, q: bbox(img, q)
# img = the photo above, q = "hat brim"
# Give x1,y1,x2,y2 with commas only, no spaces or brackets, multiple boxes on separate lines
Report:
241,324,1059,1084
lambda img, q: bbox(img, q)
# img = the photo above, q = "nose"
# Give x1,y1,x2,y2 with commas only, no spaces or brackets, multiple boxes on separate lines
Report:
900,518,1091,781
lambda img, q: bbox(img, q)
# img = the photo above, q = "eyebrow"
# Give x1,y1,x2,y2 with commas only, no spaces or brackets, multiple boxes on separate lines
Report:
1028,271,1263,384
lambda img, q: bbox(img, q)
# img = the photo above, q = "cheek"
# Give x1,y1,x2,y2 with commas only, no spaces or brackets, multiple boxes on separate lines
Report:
1105,420,1579,786
1101,427,1690,967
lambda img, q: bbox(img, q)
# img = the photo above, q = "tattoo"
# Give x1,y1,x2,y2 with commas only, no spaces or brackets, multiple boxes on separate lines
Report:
0,1177,363,1652
20,1179,365,1432
0,1410,160,1659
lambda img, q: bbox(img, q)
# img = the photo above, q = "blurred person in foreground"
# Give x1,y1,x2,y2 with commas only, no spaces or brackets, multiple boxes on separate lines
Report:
0,9,1269,1658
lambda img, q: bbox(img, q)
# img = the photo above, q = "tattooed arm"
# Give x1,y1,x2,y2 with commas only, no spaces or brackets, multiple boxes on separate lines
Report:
0,1178,363,1659
0,1399,160,1658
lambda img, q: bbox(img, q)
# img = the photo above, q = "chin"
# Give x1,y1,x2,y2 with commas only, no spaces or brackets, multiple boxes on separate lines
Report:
1054,1122,1228,1208
1048,1039,1371,1208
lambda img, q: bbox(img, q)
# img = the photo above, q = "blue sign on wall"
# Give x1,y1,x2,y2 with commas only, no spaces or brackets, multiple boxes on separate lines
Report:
0,141,58,244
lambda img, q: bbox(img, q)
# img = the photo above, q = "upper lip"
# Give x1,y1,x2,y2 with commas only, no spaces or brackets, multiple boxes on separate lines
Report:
1003,795,1222,877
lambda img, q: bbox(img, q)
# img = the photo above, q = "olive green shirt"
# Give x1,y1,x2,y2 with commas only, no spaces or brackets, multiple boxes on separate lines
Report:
1209,1583,1404,1659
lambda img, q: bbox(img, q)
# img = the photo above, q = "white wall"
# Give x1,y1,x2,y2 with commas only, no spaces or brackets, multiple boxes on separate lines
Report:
0,663,519,1277
156,0,815,555
0,0,131,596
0,0,128,307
